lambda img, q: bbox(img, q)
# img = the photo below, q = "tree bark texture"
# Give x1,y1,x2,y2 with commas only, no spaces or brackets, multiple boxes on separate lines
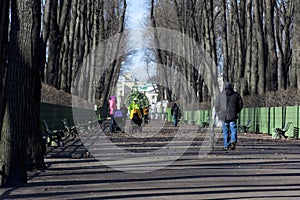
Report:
265,0,278,91
1,0,42,186
293,1,300,90
148,0,295,100
0,0,10,140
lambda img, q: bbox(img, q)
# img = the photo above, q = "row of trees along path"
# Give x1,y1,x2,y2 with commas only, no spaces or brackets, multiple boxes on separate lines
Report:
0,0,300,187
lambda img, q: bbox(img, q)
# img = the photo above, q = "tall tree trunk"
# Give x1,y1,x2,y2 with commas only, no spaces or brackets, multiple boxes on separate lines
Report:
44,0,71,90
221,0,229,81
276,3,285,90
0,0,9,87
1,0,42,186
41,0,52,82
265,0,278,91
204,0,219,99
46,0,59,87
254,0,265,94
0,0,10,137
95,0,105,101
292,1,300,89
27,0,44,171
58,0,71,91
243,0,253,95
60,22,70,92
103,0,127,103
227,0,236,83
251,24,258,95
150,0,168,101
232,0,245,91
71,0,82,95
67,0,78,93
237,0,247,93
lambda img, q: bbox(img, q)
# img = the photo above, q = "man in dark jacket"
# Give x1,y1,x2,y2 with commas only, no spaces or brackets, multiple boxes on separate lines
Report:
171,103,180,127
215,82,243,150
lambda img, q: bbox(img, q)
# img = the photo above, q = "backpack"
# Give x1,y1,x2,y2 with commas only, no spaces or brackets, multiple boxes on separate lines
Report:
172,106,179,116
130,108,141,120
131,108,142,125
114,110,123,118
132,112,139,122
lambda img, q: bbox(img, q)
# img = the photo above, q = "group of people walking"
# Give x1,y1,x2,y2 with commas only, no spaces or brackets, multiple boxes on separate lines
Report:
108,96,149,133
107,81,243,150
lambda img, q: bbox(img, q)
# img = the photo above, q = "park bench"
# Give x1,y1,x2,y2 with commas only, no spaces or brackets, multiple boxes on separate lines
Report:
273,121,293,139
190,118,198,126
293,127,299,139
238,120,253,133
61,119,78,139
98,116,110,132
96,106,110,132
42,120,64,146
201,117,210,128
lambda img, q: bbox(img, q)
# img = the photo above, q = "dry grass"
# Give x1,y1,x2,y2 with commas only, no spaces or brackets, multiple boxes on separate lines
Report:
41,83,72,106
243,88,300,108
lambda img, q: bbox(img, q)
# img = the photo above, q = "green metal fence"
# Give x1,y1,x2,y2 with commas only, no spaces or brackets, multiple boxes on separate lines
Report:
239,106,299,137
167,106,300,138
41,103,74,129
41,103,96,130
42,103,299,138
167,108,211,126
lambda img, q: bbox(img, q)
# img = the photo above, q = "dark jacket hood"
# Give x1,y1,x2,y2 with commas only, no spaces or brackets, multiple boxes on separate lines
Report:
225,88,234,96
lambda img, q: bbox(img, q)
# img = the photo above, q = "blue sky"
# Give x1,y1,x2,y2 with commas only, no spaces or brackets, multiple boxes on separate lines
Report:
125,0,156,81
127,0,147,29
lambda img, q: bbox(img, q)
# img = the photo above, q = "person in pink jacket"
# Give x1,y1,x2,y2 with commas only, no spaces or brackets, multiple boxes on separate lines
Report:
109,96,117,133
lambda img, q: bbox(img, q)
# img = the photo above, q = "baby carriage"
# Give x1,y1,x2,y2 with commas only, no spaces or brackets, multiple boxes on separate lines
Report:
113,109,126,132
130,108,142,133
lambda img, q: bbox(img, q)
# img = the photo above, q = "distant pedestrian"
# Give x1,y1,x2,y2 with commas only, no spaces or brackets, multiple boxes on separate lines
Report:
120,104,128,121
109,96,117,133
129,98,140,117
129,98,142,124
215,82,243,150
143,105,149,124
171,103,180,127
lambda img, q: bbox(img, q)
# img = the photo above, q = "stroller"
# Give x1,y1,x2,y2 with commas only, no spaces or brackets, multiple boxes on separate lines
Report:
113,109,126,132
130,108,142,133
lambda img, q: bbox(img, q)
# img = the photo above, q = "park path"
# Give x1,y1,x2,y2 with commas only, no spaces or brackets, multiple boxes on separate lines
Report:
1,124,300,200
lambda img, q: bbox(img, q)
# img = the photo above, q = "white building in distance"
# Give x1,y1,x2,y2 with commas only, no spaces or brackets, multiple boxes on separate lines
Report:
115,73,158,108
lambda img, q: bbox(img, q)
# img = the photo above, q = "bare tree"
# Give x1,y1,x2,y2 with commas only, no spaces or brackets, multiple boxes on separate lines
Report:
44,0,71,89
148,0,220,103
253,0,266,94
244,0,253,95
95,0,127,104
265,0,278,91
0,0,9,89
0,0,10,134
276,1,292,90
294,1,300,90
221,0,229,82
1,0,42,186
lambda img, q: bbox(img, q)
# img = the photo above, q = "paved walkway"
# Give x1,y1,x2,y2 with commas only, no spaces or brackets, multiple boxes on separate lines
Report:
1,124,300,199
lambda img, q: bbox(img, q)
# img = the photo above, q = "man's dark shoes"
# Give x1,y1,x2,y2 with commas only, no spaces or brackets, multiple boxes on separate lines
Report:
223,146,228,151
229,142,236,150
